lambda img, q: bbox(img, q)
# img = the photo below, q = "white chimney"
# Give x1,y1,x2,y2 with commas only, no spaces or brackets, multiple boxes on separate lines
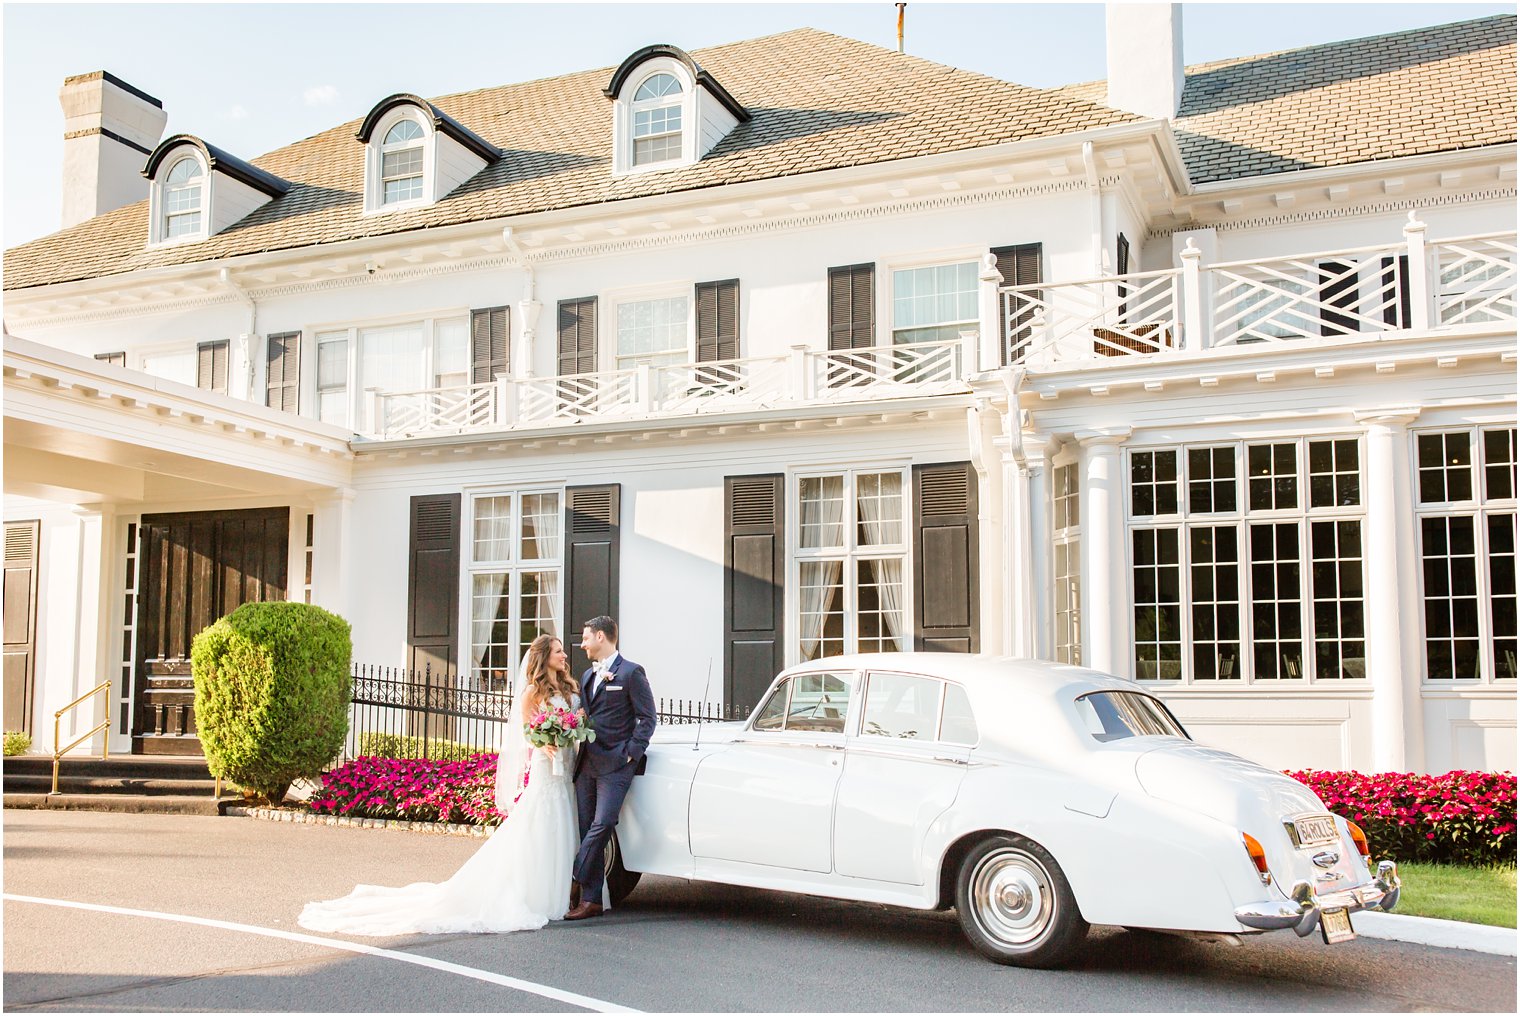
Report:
59,71,167,229
1104,4,1185,121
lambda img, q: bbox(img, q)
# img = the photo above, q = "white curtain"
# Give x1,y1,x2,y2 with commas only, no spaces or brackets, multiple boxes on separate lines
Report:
799,561,842,661
472,572,512,682
870,558,905,650
856,475,905,650
800,476,845,549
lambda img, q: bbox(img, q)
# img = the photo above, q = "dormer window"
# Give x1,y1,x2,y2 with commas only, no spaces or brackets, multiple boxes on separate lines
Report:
357,94,501,215
632,73,684,166
381,119,426,204
162,156,206,239
605,45,750,177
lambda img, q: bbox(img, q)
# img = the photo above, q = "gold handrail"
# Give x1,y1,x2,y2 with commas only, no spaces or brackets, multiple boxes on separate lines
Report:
52,681,111,795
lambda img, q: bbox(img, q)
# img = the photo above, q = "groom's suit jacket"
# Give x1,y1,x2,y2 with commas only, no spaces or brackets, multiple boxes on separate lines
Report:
577,654,657,778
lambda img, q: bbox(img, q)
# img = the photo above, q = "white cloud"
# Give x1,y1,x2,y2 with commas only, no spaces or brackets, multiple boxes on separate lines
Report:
304,85,339,106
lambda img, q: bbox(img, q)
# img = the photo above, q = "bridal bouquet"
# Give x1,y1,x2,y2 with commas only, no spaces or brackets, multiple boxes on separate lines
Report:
526,706,595,776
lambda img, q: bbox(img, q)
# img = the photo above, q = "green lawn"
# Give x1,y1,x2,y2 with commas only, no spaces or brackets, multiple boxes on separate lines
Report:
1393,863,1517,928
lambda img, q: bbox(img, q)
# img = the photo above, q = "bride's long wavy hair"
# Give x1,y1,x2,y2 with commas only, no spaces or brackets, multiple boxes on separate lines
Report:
522,633,577,712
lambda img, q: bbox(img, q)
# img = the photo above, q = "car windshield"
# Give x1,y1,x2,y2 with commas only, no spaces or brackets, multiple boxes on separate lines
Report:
1075,691,1188,743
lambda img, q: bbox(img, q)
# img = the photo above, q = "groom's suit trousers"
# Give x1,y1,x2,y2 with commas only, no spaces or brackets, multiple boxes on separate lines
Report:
573,764,636,905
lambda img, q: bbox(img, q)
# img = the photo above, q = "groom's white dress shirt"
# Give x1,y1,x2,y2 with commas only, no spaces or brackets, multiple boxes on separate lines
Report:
587,652,620,701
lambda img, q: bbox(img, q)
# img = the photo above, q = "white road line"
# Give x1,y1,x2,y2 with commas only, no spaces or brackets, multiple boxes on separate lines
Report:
3,893,641,1013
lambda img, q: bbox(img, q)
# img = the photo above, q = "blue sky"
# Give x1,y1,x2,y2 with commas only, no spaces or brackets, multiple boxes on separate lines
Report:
3,2,1510,250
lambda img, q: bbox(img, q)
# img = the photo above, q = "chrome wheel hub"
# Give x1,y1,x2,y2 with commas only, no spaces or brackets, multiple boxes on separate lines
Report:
970,848,1054,947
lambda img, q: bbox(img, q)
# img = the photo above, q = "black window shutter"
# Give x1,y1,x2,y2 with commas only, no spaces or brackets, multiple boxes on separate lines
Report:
696,280,740,363
265,332,300,413
912,462,979,653
992,243,1043,364
1380,255,1411,329
557,298,598,377
827,263,874,351
1116,234,1131,322
564,484,620,677
725,474,784,712
471,306,510,383
94,352,126,367
407,494,460,676
197,341,229,394
1319,260,1359,335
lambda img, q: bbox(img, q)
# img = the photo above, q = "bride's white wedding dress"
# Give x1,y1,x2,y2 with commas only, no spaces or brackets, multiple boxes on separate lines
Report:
297,693,580,936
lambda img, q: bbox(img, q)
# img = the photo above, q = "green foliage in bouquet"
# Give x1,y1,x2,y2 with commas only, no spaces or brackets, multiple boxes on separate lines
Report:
192,602,352,805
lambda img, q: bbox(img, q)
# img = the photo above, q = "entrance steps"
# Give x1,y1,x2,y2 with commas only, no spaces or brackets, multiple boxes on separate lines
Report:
2,755,237,816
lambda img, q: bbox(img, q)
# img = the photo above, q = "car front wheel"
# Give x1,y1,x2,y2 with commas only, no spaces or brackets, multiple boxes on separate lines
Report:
955,834,1088,968
604,830,641,906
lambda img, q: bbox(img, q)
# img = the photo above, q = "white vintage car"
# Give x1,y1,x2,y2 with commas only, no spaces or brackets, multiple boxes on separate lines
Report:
609,654,1401,967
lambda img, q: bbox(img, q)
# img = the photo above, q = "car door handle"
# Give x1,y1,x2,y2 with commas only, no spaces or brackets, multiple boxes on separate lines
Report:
813,742,844,751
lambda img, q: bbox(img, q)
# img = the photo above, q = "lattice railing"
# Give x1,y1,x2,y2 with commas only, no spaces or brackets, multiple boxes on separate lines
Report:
1433,233,1517,327
807,338,965,399
1208,243,1409,347
1003,269,1180,364
515,368,640,424
378,382,496,438
652,354,790,414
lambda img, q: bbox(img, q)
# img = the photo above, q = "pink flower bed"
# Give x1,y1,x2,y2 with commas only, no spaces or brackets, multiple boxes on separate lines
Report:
1288,769,1516,867
307,754,511,826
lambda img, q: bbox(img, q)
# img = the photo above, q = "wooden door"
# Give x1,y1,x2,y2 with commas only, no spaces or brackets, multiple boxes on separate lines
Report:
134,507,289,755
3,521,41,735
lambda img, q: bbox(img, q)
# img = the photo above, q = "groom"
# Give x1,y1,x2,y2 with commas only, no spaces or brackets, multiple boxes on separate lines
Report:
566,615,656,920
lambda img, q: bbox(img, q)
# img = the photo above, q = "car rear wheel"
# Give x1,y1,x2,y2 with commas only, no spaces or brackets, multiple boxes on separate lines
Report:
955,834,1088,968
604,831,641,906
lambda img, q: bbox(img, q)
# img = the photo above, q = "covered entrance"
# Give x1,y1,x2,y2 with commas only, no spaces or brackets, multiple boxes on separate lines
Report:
133,507,290,755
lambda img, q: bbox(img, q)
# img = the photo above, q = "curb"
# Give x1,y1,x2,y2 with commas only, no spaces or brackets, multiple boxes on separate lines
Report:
226,805,493,838
1354,911,1517,956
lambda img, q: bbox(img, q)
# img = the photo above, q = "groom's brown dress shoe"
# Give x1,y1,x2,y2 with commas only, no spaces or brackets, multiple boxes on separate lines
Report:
570,881,582,909
564,901,603,921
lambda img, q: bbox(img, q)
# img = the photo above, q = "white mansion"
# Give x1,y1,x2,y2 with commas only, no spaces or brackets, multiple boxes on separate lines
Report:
3,7,1514,774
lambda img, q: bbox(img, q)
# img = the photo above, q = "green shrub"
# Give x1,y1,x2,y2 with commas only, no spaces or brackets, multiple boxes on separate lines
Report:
192,601,352,805
356,732,490,762
3,730,32,756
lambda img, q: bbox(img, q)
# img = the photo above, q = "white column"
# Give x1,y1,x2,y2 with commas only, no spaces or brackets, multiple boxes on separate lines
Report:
968,400,1006,657
69,504,114,754
1018,438,1056,660
311,489,356,621
1077,428,1131,675
1357,408,1424,772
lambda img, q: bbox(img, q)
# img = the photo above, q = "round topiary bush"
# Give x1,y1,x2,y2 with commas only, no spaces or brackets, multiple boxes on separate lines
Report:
192,601,352,805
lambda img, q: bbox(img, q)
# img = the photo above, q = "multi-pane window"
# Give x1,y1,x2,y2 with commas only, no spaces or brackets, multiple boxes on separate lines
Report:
795,469,909,662
316,331,349,426
891,262,978,345
615,296,689,369
1416,427,1517,681
1052,462,1081,664
162,157,204,239
313,318,468,429
381,119,426,205
1128,438,1366,683
468,491,562,691
632,73,683,166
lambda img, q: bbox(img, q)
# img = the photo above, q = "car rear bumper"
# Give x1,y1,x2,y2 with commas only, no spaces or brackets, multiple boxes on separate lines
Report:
1234,860,1401,936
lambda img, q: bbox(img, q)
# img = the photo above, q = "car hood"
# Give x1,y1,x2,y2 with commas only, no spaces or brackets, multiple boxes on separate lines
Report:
1134,740,1325,829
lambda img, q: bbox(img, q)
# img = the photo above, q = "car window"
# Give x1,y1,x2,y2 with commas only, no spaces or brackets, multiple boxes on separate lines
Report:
751,682,790,731
784,672,851,734
938,682,978,746
1076,691,1189,742
861,672,940,741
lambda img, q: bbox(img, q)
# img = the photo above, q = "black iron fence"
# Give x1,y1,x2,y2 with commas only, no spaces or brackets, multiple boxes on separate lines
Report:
339,662,750,765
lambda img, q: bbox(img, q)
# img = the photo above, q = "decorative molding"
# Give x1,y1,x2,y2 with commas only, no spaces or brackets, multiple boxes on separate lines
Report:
1148,188,1517,239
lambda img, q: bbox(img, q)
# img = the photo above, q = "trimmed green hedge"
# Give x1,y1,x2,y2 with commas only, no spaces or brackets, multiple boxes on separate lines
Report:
192,602,352,804
356,732,490,763
3,731,32,756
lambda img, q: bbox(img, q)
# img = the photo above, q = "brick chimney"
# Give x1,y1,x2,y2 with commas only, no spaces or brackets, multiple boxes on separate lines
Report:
1104,4,1185,121
59,71,167,229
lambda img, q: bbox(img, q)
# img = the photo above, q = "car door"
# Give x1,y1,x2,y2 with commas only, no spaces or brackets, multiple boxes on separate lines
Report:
833,672,978,885
688,670,854,873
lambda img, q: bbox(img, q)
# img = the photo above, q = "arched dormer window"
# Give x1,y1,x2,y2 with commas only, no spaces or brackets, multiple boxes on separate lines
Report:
380,118,426,205
162,156,206,239
356,95,500,215
631,72,684,167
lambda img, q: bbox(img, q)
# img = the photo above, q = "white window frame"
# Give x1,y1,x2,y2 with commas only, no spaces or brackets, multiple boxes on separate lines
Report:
603,284,695,372
630,72,685,168
365,107,433,215
462,486,565,692
881,248,984,348
788,465,913,666
1413,425,1518,684
303,311,468,430
1124,436,1370,687
611,57,696,177
148,150,210,246
1052,456,1082,665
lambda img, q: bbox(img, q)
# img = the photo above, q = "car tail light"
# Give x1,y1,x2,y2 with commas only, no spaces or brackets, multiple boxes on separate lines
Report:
1346,820,1372,861
1242,832,1272,885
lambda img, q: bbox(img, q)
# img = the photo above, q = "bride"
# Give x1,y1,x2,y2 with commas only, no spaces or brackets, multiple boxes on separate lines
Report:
298,634,580,936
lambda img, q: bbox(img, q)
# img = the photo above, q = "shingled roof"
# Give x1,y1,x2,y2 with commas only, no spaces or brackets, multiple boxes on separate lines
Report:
2,28,1136,292
1060,14,1516,185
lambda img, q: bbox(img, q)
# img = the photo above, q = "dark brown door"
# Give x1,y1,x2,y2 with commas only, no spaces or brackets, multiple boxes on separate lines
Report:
3,521,41,735
134,507,289,755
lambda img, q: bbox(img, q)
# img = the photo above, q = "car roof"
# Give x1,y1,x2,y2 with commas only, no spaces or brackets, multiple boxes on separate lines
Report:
780,653,1140,697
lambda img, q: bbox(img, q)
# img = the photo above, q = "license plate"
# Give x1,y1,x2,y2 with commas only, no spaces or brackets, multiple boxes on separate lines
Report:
1320,906,1355,944
1295,815,1339,846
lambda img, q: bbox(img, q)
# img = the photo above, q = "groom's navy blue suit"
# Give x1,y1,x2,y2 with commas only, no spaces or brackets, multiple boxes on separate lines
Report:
573,652,656,906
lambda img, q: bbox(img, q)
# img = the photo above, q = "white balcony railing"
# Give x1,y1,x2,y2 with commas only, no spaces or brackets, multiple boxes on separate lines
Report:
1002,217,1516,368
